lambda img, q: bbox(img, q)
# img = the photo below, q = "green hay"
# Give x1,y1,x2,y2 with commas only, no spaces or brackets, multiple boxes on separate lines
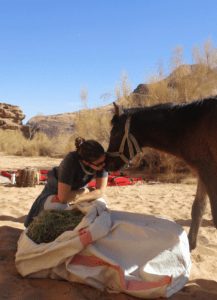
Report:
27,209,85,244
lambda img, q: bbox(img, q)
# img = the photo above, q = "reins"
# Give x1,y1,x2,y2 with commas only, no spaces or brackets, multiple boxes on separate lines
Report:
107,116,142,165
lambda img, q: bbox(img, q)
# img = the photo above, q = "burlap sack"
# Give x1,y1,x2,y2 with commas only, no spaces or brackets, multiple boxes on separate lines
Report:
16,168,40,187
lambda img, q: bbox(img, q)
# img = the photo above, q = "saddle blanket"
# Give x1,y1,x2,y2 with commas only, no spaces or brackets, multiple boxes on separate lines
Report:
15,198,191,299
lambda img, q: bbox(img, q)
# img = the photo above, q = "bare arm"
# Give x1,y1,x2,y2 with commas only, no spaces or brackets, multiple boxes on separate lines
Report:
55,182,89,204
76,176,108,202
51,176,108,204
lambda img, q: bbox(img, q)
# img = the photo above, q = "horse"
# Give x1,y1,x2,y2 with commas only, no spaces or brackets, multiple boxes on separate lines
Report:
105,96,217,251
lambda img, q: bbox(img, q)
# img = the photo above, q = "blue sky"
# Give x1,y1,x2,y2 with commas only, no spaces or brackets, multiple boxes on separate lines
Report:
0,0,217,123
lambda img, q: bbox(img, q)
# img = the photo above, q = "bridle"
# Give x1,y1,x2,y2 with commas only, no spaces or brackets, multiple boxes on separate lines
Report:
107,116,142,165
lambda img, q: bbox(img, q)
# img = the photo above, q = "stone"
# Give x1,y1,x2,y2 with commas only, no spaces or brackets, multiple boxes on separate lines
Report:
0,103,38,139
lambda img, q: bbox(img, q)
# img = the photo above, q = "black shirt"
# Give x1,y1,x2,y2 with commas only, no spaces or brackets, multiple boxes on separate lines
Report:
58,151,107,189
24,151,108,227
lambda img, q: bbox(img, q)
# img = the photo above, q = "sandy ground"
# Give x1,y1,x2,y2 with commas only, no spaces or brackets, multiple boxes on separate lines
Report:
0,154,217,300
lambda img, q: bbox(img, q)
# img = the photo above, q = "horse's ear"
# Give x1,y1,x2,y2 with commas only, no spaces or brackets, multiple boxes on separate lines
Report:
113,102,126,116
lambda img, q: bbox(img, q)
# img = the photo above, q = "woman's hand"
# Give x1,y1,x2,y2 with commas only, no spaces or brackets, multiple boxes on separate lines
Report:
81,187,91,194
57,183,90,203
51,188,89,203
75,177,107,202
50,195,60,203
87,187,96,192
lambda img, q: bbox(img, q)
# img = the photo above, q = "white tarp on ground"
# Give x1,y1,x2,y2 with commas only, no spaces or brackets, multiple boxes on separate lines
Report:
15,198,191,299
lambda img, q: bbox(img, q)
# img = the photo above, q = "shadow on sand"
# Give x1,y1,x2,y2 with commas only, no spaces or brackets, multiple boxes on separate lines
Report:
0,226,216,300
175,218,214,228
0,215,27,224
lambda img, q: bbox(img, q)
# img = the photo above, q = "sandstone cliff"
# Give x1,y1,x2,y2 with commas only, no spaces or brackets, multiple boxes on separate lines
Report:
0,103,38,139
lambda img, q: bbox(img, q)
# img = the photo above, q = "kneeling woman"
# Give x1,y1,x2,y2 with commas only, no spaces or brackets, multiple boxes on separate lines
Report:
24,137,108,228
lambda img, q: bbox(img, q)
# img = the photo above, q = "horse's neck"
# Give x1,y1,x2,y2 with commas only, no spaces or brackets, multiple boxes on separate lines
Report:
131,111,182,157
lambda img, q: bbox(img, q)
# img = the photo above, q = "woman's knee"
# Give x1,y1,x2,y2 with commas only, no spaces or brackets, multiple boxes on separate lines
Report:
44,195,69,211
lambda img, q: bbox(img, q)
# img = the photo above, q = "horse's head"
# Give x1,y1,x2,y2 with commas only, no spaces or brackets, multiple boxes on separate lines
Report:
105,102,128,171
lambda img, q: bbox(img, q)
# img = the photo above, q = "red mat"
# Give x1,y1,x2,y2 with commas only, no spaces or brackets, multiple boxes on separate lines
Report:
1,170,148,186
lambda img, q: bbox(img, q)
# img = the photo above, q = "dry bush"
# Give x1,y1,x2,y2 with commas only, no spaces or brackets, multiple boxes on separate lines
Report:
75,108,111,150
136,149,173,174
64,133,77,155
146,39,217,106
31,132,68,157
129,148,191,182
0,129,67,157
33,112,45,122
147,75,179,105
115,70,135,107
74,85,112,151
74,71,135,153
0,130,26,155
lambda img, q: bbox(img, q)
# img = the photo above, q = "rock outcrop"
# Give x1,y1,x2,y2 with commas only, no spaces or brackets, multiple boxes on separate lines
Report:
0,103,39,139
26,103,116,139
27,113,77,139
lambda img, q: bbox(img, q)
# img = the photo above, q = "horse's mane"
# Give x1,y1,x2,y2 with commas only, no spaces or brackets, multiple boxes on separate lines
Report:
111,96,217,126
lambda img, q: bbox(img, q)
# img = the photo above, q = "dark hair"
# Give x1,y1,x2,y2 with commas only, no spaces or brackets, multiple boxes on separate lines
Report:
75,137,105,163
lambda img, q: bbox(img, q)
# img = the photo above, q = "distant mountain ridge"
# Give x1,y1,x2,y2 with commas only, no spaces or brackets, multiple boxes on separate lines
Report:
26,103,115,139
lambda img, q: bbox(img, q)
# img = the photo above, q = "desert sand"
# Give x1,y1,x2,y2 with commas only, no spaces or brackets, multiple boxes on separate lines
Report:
0,153,217,300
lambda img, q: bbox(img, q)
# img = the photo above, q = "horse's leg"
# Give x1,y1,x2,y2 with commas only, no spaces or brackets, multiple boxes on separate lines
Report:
199,165,217,229
188,178,208,251
189,160,217,251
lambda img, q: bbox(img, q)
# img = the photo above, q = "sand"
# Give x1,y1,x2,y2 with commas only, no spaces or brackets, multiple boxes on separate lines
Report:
0,153,217,300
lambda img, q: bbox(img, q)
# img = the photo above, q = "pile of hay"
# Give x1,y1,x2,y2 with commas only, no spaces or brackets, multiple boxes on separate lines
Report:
27,209,85,244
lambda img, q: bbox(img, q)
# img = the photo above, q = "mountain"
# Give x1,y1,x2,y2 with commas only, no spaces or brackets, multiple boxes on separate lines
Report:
26,103,115,139
0,103,38,138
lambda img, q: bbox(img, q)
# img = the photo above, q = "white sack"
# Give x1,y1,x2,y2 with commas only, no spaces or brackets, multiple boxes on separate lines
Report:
16,198,191,299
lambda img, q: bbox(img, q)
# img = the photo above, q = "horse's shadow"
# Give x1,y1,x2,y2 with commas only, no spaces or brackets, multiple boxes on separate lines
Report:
175,218,213,228
177,279,217,300
0,215,27,224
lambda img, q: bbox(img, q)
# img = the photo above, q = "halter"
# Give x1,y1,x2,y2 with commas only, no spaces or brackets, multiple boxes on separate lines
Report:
107,116,142,165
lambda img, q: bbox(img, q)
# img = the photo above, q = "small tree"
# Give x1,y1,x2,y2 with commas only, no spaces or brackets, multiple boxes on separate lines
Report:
115,70,135,108
80,85,88,110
